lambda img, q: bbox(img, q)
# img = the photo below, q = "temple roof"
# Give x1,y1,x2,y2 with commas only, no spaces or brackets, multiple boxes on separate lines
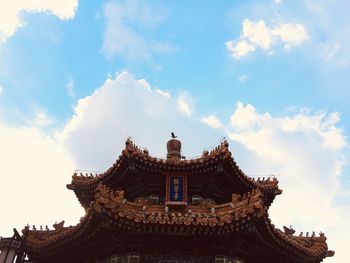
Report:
20,137,333,262
67,139,282,209
24,184,333,263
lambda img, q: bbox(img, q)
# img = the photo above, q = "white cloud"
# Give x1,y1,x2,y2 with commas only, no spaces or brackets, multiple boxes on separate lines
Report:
226,102,350,262
0,0,78,45
226,19,308,59
272,23,309,49
242,20,273,50
0,84,3,93
156,89,170,98
177,98,191,118
0,121,83,236
61,71,217,170
102,0,175,60
230,102,270,131
202,115,223,129
274,0,283,4
225,39,255,59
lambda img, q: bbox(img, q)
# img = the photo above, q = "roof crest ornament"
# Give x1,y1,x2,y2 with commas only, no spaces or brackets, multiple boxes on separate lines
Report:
167,132,182,161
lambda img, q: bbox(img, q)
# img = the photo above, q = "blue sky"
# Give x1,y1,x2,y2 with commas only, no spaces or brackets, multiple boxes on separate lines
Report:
0,1,349,262
2,0,349,124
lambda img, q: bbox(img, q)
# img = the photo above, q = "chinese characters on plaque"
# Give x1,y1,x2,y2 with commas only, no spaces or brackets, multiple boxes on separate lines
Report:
166,175,187,204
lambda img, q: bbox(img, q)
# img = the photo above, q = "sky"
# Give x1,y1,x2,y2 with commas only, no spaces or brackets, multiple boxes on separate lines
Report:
0,0,349,262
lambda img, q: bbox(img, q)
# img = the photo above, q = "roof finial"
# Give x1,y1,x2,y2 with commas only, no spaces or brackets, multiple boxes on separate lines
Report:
167,133,181,160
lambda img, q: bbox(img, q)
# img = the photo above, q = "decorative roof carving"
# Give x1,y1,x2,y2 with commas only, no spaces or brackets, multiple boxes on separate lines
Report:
24,184,333,262
93,184,266,227
53,221,65,231
283,225,295,235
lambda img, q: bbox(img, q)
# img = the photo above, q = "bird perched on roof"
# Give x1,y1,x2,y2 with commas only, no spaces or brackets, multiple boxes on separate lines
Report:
171,132,177,138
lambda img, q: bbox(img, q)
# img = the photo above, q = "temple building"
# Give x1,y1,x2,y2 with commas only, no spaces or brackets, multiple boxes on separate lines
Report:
0,136,334,263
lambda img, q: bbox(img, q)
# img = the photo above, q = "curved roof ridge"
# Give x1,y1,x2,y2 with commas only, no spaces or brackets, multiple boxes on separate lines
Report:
24,208,99,255
123,137,231,162
68,139,232,186
225,156,282,196
256,217,333,261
